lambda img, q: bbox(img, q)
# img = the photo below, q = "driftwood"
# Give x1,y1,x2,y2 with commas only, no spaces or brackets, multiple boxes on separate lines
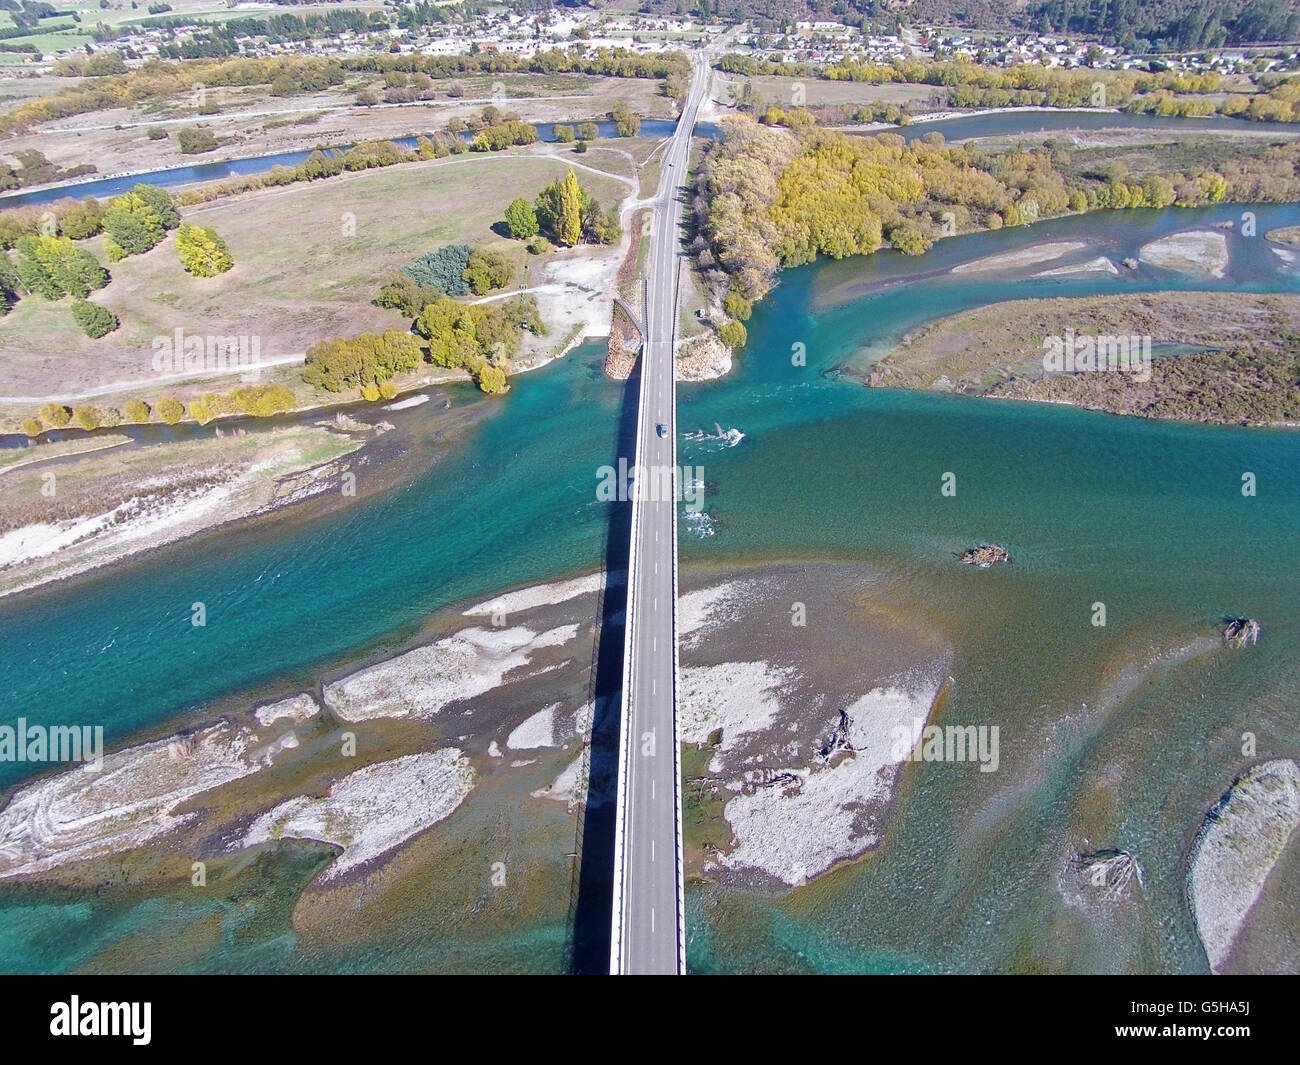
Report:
1076,848,1145,902
958,543,1011,567
818,708,854,762
1221,617,1261,647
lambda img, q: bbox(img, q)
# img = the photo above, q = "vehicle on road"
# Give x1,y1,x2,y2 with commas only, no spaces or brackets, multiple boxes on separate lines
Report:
656,423,668,437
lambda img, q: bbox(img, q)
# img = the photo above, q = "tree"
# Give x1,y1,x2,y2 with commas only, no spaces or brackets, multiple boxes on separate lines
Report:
402,244,472,295
14,235,107,299
128,184,178,228
155,396,184,424
577,121,599,140
718,320,747,350
72,405,101,430
175,223,233,276
39,403,71,429
553,123,575,142
70,299,117,337
102,192,166,257
503,197,539,240
123,399,150,423
22,418,42,438
536,169,583,247
462,247,514,295
611,103,640,137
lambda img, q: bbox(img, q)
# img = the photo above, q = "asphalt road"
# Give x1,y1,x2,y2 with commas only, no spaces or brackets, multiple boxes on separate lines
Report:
613,51,709,977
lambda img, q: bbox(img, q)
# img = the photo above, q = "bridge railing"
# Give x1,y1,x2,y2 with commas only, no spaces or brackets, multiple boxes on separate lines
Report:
607,274,652,976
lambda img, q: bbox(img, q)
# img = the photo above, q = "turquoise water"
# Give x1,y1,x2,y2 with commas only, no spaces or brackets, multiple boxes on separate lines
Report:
1,201,1298,972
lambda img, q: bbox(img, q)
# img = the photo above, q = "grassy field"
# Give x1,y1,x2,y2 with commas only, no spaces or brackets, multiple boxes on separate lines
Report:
0,147,632,421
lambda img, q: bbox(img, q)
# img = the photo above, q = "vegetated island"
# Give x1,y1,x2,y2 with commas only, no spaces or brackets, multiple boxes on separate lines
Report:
867,291,1300,426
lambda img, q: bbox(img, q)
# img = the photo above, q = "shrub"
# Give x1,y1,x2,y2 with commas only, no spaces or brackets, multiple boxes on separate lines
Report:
361,382,380,401
71,299,117,337
177,126,218,154
39,403,71,428
189,400,214,424
122,398,150,423
526,235,551,255
574,140,588,153
21,418,42,437
304,330,425,392
476,363,508,394
379,380,398,400
146,126,168,140
154,396,184,424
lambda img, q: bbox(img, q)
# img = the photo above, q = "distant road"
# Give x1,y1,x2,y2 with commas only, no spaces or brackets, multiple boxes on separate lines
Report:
611,49,709,977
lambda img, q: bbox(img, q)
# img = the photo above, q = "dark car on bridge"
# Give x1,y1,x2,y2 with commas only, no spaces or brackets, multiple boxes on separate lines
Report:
656,423,668,437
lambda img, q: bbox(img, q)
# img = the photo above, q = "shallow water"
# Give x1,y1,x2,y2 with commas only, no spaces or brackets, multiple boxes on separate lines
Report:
1,201,1297,972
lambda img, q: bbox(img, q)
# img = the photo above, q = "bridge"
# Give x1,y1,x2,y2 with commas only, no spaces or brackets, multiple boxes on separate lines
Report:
608,51,709,977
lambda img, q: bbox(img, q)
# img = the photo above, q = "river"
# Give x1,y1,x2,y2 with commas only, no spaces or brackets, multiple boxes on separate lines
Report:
0,189,1297,970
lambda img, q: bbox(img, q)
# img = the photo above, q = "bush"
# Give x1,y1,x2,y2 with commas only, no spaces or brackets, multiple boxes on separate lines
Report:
154,396,184,424
177,126,218,154
573,140,588,154
39,403,71,428
379,380,398,400
189,400,214,424
146,126,168,140
476,363,508,394
361,382,380,401
71,299,117,338
122,398,150,423
526,235,551,255
72,405,101,431
21,418,42,437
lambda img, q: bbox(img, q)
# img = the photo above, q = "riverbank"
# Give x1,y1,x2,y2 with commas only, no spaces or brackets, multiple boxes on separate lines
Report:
0,421,368,599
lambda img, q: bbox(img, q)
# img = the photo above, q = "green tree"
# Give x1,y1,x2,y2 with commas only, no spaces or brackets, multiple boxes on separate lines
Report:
70,299,117,337
72,405,101,430
462,247,514,295
15,235,107,299
718,320,747,350
102,192,165,256
503,197,539,240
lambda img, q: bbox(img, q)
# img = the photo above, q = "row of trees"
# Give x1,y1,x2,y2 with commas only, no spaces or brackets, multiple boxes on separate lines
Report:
4,48,688,133
21,384,293,437
719,54,1300,124
695,114,1300,307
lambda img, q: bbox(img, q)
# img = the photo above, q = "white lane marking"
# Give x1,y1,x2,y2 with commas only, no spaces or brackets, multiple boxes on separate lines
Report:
651,839,655,863
651,908,655,934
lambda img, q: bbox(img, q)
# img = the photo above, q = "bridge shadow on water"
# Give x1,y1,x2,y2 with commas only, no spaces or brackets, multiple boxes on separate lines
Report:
567,359,641,974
